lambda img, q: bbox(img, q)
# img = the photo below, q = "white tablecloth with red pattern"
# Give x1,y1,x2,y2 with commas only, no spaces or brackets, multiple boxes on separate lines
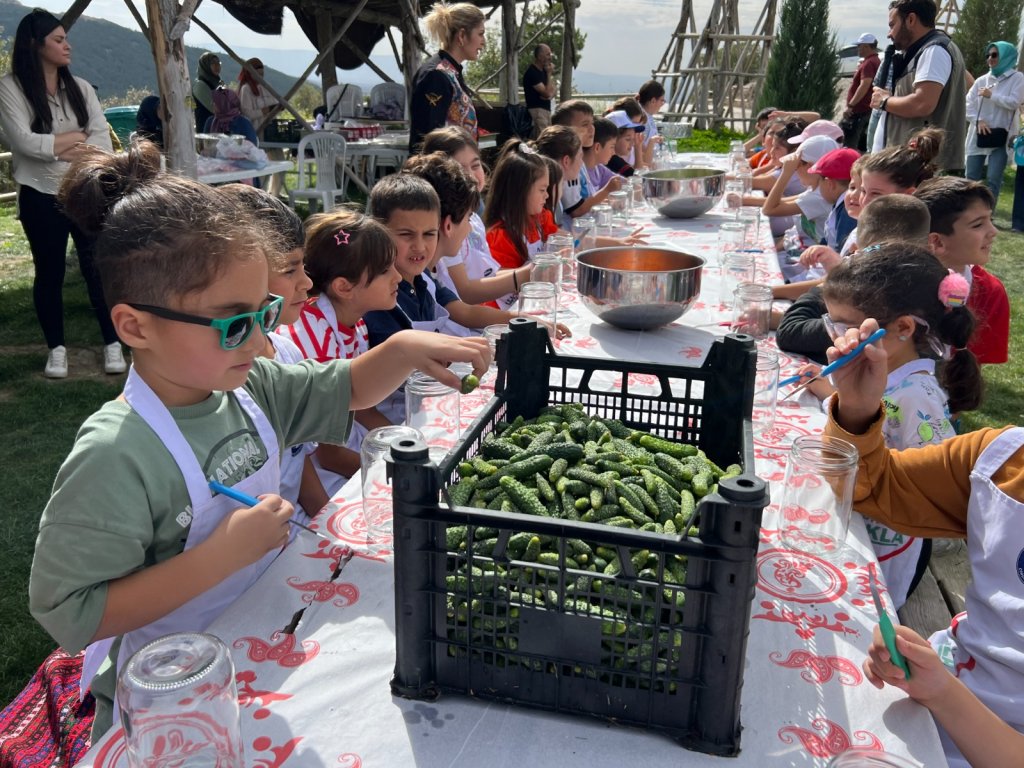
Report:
76,185,948,767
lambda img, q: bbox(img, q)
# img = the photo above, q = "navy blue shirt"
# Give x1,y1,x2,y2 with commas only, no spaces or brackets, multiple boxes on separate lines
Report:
364,273,459,348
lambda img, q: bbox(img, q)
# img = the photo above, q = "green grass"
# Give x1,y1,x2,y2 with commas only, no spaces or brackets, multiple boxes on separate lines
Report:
0,184,1022,707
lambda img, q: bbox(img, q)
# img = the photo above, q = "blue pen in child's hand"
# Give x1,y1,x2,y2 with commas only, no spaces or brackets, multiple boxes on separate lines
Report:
780,328,887,400
208,481,330,540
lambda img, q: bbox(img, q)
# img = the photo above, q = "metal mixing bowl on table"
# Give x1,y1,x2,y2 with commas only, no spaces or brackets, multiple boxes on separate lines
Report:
576,247,705,330
642,167,726,218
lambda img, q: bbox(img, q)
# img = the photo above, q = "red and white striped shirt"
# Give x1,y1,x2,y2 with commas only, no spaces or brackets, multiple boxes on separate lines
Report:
278,295,368,362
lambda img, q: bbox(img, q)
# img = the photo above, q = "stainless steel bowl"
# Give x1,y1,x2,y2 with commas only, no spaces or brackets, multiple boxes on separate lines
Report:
642,167,726,218
576,247,705,330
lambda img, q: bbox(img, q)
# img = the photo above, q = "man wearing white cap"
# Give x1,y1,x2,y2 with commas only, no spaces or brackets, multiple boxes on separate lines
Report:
842,33,881,150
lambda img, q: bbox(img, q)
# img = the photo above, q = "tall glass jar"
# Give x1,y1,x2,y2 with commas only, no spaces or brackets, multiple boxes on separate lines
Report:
517,281,558,337
778,436,859,559
404,372,461,463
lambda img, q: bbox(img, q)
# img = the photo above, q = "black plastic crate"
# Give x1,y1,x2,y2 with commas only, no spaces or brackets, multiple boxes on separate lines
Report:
389,320,769,756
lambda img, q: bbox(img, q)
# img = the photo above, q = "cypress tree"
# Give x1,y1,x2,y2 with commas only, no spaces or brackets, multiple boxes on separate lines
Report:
757,0,840,118
952,0,1024,77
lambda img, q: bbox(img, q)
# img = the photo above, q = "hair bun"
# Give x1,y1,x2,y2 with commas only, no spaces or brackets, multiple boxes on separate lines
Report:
58,140,163,236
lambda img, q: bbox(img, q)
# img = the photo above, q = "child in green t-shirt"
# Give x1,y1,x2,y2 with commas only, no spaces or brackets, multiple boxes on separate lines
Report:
28,141,489,737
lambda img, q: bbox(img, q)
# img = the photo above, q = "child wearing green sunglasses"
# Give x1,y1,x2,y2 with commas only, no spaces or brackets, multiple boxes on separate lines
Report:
28,141,490,740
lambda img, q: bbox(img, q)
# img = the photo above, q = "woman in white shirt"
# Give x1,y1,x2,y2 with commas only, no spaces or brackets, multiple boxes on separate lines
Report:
237,58,284,195
0,9,121,378
965,41,1024,203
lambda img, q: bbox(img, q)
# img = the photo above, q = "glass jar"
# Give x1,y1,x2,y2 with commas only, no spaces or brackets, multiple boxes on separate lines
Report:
517,281,558,337
117,632,244,768
827,750,923,767
753,348,779,436
608,190,629,222
731,282,773,340
778,436,859,559
530,254,563,291
719,250,756,306
404,372,461,463
360,425,424,546
544,234,576,289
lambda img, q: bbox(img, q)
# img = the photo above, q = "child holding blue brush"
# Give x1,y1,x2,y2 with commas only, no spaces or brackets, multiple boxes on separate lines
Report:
825,312,1021,768
28,142,489,739
794,244,981,609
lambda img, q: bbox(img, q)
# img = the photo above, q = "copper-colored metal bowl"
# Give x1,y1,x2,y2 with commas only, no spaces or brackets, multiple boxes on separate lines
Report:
642,167,726,218
576,247,705,330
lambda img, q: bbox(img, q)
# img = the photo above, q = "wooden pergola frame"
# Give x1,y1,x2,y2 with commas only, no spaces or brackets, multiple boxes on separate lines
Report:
59,0,580,177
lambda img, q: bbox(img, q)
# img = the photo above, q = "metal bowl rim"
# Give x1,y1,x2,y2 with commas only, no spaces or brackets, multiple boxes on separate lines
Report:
576,247,707,274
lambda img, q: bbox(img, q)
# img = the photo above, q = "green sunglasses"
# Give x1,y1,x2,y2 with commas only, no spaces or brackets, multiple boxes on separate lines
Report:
128,294,284,350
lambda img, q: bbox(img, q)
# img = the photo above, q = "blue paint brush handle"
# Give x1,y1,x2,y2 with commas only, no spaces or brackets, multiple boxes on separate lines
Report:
209,480,260,507
208,481,329,540
818,327,887,378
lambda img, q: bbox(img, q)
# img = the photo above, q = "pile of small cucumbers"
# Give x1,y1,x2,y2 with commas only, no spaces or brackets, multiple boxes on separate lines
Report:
440,404,743,676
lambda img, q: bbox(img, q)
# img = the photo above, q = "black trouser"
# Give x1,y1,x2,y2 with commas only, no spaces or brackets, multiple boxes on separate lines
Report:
841,111,869,152
18,184,118,348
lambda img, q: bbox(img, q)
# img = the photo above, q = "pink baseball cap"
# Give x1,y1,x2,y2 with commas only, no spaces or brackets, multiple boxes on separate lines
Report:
788,119,845,145
808,148,861,180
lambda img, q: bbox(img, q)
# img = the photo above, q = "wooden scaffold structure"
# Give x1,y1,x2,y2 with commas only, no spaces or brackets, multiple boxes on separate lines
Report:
935,0,960,33
652,0,778,132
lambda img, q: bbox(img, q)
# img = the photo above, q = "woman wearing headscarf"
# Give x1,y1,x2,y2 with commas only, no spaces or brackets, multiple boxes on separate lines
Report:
0,8,121,378
135,94,163,148
965,41,1024,202
206,87,259,146
409,2,486,153
238,57,278,137
193,51,223,131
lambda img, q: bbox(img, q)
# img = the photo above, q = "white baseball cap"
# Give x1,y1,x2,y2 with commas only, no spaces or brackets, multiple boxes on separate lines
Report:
856,33,878,46
796,135,840,164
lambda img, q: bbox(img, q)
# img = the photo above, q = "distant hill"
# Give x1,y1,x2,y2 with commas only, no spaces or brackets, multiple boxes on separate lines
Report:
0,0,306,102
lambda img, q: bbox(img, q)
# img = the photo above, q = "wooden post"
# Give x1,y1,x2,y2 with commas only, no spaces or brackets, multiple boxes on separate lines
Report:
60,0,93,30
316,8,339,97
145,0,196,177
500,0,518,104
399,0,423,96
559,0,575,102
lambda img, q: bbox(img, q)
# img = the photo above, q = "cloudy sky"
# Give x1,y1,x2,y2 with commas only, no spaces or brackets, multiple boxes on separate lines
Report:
32,0,891,77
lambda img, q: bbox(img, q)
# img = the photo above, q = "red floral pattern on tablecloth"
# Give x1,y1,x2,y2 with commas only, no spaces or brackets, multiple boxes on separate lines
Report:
233,632,319,667
286,577,360,607
778,717,883,757
252,735,303,767
236,670,293,720
768,650,862,685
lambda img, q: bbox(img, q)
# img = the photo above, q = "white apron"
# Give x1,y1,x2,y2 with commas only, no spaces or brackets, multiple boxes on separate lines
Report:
377,281,458,425
929,427,1024,768
80,366,282,698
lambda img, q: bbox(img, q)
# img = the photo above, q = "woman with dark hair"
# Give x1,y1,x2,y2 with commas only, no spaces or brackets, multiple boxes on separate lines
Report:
134,94,163,148
0,8,122,377
192,51,223,131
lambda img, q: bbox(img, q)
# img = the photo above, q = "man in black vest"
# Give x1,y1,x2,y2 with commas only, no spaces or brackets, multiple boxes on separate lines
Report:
870,0,966,173
523,44,556,138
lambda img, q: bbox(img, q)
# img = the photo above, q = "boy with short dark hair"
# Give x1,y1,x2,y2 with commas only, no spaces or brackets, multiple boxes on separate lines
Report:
364,167,570,349
584,116,622,192
550,98,614,217
914,177,1008,365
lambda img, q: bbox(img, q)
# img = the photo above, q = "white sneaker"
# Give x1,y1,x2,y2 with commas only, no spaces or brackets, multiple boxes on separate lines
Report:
44,345,68,378
103,342,127,374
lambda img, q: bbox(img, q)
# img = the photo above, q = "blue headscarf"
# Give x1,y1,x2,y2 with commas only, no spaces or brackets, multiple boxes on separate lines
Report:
987,41,1018,78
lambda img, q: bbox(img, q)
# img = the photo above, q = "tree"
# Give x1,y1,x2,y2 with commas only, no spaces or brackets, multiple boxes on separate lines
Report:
952,0,1024,77
757,0,839,119
465,4,586,94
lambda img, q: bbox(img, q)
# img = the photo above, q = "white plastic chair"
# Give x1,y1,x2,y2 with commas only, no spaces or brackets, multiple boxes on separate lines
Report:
369,82,407,119
325,84,364,121
287,132,349,213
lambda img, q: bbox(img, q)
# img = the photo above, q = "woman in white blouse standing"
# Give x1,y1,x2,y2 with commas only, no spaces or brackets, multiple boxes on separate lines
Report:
965,41,1024,203
0,9,122,378
238,57,284,195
